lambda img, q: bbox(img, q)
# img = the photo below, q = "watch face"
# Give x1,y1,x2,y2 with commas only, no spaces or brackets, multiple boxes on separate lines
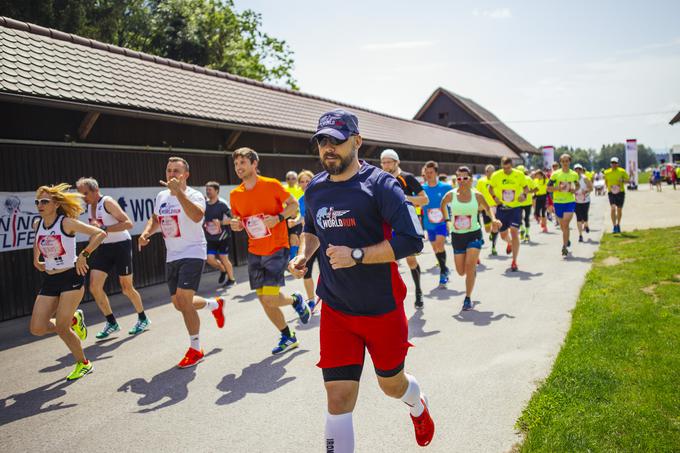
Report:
352,249,362,260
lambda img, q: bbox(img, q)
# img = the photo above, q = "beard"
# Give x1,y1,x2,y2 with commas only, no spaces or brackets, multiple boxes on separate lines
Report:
321,147,357,175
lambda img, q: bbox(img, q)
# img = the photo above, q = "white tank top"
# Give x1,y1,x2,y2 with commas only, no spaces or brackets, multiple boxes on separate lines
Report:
36,215,77,271
89,195,131,243
575,176,591,204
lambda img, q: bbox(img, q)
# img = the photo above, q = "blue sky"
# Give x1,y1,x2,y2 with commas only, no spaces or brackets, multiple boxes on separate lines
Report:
241,0,680,151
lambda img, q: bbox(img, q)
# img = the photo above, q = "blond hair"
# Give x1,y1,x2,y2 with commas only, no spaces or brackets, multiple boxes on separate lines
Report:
298,170,314,181
36,183,84,219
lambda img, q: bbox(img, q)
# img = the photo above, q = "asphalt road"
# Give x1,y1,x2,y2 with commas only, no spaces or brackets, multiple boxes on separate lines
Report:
4,189,669,452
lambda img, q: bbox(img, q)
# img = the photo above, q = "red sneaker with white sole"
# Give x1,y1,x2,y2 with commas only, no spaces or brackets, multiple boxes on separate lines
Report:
177,347,204,368
410,397,435,447
212,297,225,328
511,260,518,272
506,244,512,255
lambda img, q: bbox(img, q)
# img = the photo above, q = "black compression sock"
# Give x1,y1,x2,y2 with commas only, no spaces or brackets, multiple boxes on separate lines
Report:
410,265,422,295
138,311,147,321
490,232,498,247
435,251,448,273
280,326,291,338
105,314,116,325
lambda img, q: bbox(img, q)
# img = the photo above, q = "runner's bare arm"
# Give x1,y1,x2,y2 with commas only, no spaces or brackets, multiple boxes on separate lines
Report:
477,193,502,230
64,218,107,275
174,189,205,223
440,191,454,220
289,232,320,277
138,214,160,250
407,190,429,207
263,195,298,229
103,198,134,232
32,218,45,272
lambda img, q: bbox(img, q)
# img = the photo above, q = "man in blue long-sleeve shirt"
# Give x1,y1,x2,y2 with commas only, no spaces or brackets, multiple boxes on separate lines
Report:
289,109,435,451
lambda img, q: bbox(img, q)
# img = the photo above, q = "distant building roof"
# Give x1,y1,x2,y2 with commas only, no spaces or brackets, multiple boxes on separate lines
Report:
671,111,680,125
0,17,517,160
414,87,539,154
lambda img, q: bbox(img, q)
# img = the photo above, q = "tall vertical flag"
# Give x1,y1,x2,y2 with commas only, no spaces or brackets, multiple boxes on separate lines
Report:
625,139,638,187
542,146,555,170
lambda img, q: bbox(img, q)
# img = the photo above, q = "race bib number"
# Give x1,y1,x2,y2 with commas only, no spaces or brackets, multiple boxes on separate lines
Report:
244,214,271,239
427,208,444,224
453,215,472,231
502,189,515,203
159,215,181,238
205,221,221,235
37,235,66,259
611,185,621,194
575,191,586,202
558,181,569,192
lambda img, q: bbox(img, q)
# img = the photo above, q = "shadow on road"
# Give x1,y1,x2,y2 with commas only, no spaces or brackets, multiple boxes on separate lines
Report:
452,309,515,326
39,335,138,373
565,255,593,263
408,310,440,340
0,378,76,427
426,286,464,300
232,292,259,303
215,349,307,405
117,348,222,413
295,311,321,331
503,270,544,280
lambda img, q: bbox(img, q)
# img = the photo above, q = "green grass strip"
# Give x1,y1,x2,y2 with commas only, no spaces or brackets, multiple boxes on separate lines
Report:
516,227,680,452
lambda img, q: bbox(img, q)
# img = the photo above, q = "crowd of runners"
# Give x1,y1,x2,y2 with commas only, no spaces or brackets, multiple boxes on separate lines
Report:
29,108,641,451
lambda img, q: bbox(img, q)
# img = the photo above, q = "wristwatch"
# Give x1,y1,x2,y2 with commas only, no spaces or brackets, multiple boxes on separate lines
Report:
277,213,286,223
80,250,91,259
101,225,107,231
351,248,364,264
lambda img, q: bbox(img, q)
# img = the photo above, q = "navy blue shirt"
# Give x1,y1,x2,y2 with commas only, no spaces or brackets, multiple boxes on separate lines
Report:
303,162,424,315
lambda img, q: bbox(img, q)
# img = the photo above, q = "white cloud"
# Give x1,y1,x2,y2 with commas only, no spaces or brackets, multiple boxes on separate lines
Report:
472,8,512,19
361,41,436,51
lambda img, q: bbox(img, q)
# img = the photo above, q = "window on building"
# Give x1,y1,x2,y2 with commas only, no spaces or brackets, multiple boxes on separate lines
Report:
438,112,449,120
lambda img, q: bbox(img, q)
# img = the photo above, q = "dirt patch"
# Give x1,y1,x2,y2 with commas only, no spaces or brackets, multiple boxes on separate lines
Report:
601,256,622,267
642,285,656,296
618,240,636,245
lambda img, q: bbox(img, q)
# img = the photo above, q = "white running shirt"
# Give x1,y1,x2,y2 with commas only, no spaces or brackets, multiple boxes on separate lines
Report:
575,176,591,204
154,187,207,262
36,215,77,271
89,195,131,244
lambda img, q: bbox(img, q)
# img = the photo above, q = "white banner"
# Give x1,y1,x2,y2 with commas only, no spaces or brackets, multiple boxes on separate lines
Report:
0,185,236,253
542,146,555,170
625,139,638,186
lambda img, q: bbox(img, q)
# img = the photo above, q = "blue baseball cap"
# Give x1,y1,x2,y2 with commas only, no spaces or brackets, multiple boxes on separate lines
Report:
312,109,360,141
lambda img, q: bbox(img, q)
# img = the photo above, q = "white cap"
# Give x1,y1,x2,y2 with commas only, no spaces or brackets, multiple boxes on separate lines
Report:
380,149,399,161
574,163,584,170
610,157,619,163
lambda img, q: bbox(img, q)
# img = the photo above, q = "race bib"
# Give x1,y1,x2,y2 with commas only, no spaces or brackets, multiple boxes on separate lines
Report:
502,189,515,203
205,221,221,235
611,185,621,194
37,235,66,259
427,208,444,224
558,181,569,192
244,214,271,239
159,215,181,238
453,215,472,231
576,191,586,202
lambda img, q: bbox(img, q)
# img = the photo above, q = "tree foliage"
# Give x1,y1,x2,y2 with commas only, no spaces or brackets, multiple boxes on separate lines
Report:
529,143,657,171
1,0,298,89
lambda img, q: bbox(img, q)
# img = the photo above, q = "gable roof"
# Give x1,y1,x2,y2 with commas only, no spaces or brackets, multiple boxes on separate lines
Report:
414,87,538,154
671,111,680,125
0,17,517,160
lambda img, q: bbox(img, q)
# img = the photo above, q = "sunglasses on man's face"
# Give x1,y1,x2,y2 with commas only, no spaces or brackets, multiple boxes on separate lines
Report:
456,176,471,182
34,198,51,206
315,135,348,147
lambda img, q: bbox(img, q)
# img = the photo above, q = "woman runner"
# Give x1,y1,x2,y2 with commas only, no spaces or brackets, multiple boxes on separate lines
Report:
441,167,501,311
30,183,107,380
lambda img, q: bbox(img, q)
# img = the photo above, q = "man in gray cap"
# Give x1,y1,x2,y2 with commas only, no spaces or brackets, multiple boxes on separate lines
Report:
380,149,429,309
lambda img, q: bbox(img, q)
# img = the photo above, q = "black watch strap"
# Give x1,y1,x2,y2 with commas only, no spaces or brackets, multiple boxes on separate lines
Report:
278,213,285,222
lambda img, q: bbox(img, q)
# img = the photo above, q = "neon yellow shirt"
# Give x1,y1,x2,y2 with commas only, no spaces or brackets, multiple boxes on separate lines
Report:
586,171,594,181
489,168,528,208
284,185,304,200
475,176,496,207
603,167,629,194
549,169,579,203
533,177,548,196
520,175,535,206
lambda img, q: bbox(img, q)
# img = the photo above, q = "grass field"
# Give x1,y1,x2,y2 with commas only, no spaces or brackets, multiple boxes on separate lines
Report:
516,227,680,452
638,170,651,184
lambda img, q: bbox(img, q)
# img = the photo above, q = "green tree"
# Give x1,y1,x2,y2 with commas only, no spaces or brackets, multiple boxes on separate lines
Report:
0,0,298,89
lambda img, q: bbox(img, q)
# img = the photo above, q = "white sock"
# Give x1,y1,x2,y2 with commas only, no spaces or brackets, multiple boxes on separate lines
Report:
190,335,200,351
325,411,354,453
401,374,425,417
204,298,219,311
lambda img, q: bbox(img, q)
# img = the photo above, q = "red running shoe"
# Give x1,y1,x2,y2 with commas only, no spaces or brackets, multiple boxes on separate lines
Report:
410,397,435,447
212,297,225,328
477,258,481,265
178,347,204,368
506,243,512,255
511,260,518,272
